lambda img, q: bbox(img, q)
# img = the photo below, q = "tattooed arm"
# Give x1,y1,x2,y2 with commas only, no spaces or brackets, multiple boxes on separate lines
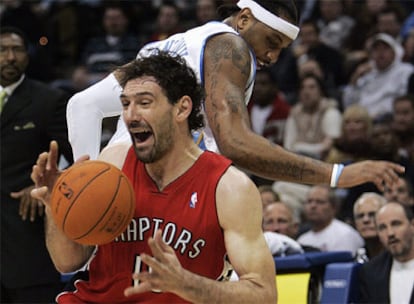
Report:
203,33,404,188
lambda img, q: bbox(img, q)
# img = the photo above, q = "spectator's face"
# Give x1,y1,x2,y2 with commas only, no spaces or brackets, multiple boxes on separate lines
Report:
263,203,298,238
319,0,342,21
196,0,217,25
383,178,414,206
377,13,401,38
343,114,369,142
0,33,28,86
376,203,414,262
260,190,277,210
103,8,129,36
354,198,381,239
371,42,395,71
252,71,277,107
299,77,322,109
299,24,319,47
370,123,397,154
392,99,414,132
304,186,335,227
157,5,179,33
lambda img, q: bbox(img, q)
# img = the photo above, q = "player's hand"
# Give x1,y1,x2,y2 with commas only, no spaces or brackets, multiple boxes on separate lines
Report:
10,185,44,222
30,141,61,207
338,160,405,191
124,229,184,297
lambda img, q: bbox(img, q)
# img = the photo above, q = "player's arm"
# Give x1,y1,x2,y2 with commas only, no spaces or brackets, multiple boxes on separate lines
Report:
66,72,123,161
203,33,404,190
31,141,94,273
124,166,277,303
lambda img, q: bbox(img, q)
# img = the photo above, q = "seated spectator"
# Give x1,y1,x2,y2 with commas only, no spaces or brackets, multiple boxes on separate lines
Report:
353,192,387,259
325,105,376,221
263,201,300,239
392,94,414,160
371,115,414,185
297,185,364,255
375,4,406,42
383,176,414,208
325,104,372,165
80,3,139,81
284,73,342,160
257,185,280,211
292,19,347,89
146,1,182,43
316,0,355,50
247,68,291,185
194,0,221,26
342,33,414,119
359,202,414,303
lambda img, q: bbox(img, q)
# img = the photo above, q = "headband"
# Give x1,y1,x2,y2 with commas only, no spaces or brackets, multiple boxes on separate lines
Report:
236,0,299,40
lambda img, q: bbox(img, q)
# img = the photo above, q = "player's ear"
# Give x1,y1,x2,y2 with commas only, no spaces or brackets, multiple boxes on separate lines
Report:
237,8,253,31
175,96,192,122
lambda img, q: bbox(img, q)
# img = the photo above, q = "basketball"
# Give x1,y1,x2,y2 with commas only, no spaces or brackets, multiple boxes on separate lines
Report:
50,160,136,245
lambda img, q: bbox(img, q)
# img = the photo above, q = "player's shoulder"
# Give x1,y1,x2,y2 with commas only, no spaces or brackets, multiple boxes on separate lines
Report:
98,142,131,169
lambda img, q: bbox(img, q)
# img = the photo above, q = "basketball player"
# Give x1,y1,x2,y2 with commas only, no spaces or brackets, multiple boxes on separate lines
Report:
67,0,404,191
31,52,276,303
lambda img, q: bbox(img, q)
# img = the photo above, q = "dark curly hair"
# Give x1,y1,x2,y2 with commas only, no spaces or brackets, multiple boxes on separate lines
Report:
117,50,205,132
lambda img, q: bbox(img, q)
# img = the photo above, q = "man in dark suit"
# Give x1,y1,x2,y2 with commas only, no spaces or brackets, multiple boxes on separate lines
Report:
359,202,414,303
0,26,73,302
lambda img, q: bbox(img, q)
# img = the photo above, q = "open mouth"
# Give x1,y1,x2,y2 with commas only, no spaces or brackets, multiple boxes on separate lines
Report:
133,130,152,143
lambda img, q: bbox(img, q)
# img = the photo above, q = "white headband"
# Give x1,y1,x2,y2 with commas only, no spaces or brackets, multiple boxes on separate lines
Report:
236,0,299,40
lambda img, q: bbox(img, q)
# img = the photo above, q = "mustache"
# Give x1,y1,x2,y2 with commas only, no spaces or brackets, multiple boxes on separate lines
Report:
1,63,21,71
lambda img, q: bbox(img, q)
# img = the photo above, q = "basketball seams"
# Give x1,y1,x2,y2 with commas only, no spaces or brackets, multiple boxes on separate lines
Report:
72,171,122,241
61,163,112,234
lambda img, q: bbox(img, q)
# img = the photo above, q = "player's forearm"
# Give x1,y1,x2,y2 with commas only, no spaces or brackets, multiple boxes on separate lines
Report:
66,73,123,161
174,270,276,304
217,129,332,185
45,208,93,273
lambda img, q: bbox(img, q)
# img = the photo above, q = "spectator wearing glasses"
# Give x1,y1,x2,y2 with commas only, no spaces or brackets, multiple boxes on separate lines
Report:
353,192,387,259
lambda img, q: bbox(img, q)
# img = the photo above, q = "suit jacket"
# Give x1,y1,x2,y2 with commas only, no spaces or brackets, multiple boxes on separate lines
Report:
1,77,73,288
359,251,414,303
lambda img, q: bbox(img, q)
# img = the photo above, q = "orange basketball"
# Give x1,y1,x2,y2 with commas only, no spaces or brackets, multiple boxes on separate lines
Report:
50,160,135,245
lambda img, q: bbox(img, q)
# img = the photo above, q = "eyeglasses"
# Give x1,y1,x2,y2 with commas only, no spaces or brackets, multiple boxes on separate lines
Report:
354,211,376,221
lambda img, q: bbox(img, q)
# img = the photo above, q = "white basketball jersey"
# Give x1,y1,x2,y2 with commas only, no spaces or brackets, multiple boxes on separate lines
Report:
110,21,256,153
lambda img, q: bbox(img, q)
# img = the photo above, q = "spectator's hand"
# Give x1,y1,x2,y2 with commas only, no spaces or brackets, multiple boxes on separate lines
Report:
338,160,405,191
350,62,372,85
10,185,43,222
124,229,184,297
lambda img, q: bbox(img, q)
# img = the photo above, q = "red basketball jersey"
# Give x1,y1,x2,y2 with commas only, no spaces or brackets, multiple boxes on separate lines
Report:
57,149,232,303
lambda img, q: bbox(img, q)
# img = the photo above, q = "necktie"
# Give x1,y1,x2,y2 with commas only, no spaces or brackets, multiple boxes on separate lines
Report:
0,90,8,114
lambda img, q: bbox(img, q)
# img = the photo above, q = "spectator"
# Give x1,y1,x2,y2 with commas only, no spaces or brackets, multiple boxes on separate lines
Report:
375,4,406,42
247,68,290,185
371,116,414,185
146,1,182,43
263,201,300,239
297,185,364,255
284,73,342,160
194,0,221,26
0,26,73,303
383,176,414,208
325,105,372,165
392,94,414,160
359,202,414,303
80,3,139,82
316,0,355,50
342,33,414,119
353,192,387,259
292,19,346,89
257,185,280,210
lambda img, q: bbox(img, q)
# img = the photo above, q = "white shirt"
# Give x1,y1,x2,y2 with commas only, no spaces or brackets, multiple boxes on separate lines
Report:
297,219,364,256
390,258,414,304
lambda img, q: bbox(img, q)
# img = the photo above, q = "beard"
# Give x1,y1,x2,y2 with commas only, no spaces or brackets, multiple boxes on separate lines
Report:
133,113,174,164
